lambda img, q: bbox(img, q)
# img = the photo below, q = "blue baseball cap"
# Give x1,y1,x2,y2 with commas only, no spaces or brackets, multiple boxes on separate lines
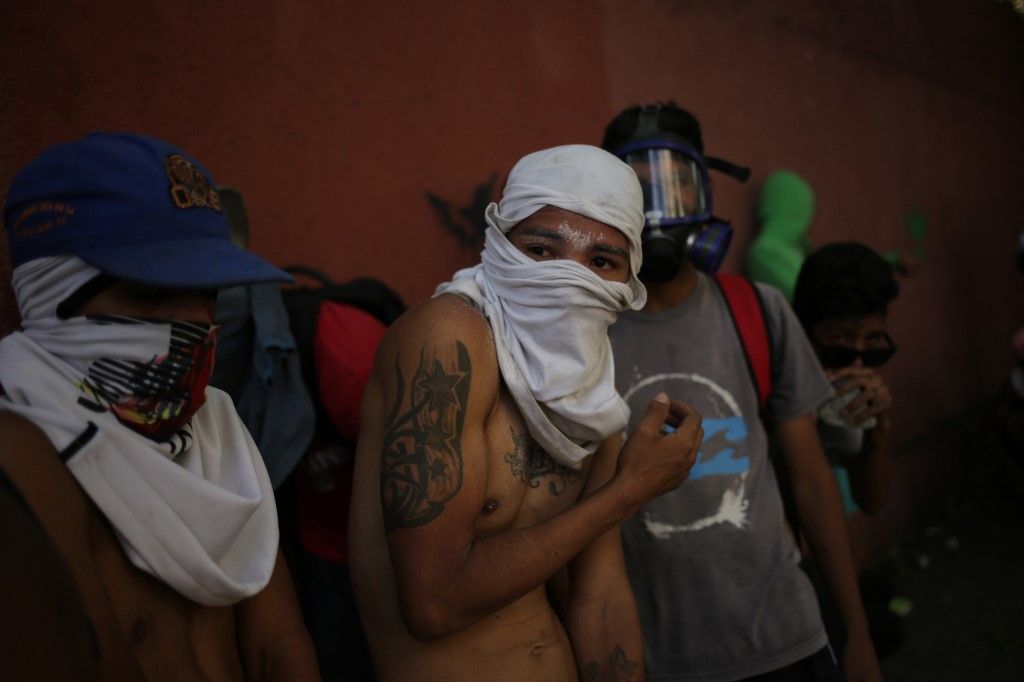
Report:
3,132,293,289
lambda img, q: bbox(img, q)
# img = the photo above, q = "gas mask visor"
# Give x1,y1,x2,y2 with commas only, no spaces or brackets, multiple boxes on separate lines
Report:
616,140,713,229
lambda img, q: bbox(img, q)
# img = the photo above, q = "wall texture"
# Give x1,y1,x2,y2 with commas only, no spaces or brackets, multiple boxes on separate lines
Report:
3,0,1023,539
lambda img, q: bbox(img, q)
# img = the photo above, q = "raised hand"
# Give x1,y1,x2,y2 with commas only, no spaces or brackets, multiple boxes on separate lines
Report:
828,366,892,428
614,392,703,513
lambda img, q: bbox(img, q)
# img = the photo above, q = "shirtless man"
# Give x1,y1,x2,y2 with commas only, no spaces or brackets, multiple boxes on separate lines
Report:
0,133,318,680
349,145,704,681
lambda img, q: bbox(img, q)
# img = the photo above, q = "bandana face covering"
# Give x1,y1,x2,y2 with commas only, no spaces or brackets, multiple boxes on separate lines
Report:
436,226,636,468
433,146,648,468
78,316,217,443
0,255,279,606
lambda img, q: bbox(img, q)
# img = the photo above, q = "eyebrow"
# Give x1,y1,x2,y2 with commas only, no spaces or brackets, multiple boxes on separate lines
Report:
515,227,563,241
592,243,628,258
516,226,629,258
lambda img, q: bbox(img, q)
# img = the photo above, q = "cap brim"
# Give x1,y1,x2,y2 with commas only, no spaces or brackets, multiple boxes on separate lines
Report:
75,237,294,289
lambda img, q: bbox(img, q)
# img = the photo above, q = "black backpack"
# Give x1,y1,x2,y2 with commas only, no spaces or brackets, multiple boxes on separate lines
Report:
280,265,407,444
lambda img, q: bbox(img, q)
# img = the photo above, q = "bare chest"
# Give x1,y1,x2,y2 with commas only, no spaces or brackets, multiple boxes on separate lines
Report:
82,496,246,681
475,392,590,535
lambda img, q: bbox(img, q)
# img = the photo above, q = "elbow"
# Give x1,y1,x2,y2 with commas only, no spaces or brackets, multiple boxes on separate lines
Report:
398,598,460,642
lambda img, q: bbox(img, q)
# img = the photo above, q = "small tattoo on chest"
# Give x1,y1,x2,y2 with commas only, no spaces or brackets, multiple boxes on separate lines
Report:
504,428,583,496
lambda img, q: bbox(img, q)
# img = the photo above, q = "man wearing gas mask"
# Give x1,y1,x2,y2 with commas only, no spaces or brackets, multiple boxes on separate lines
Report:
0,133,318,680
602,104,882,681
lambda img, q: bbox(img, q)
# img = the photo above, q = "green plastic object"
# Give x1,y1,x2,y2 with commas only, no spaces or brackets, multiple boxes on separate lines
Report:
906,210,928,259
745,170,815,301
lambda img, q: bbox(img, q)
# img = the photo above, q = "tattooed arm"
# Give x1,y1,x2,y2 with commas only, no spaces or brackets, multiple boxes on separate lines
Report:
566,435,643,682
372,297,703,642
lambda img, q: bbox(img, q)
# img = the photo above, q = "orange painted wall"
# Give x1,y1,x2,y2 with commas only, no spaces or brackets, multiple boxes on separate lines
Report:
3,1,1023,522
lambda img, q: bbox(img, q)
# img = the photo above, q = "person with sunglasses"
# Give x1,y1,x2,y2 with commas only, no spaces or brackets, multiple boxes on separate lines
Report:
793,243,909,664
793,242,900,518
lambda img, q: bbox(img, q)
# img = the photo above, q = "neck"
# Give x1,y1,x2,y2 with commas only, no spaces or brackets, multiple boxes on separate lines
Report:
641,264,699,313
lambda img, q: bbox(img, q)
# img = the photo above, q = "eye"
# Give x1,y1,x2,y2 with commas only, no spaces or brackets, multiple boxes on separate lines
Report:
591,256,618,270
524,243,554,259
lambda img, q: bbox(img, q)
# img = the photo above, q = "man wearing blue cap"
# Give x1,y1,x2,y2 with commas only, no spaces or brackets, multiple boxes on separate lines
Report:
0,133,318,680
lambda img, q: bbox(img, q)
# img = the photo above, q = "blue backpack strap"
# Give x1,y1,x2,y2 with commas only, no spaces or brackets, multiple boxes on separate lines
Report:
713,274,773,417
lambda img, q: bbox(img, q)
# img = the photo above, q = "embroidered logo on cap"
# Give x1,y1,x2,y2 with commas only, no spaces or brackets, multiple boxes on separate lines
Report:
165,155,222,211
12,201,77,239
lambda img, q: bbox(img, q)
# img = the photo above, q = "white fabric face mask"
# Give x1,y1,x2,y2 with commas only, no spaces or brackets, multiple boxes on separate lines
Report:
434,145,649,469
436,226,637,468
0,256,278,606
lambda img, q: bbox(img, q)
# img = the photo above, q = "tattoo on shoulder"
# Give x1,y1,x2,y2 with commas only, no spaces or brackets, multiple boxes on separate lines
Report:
504,428,583,496
584,645,639,682
380,341,471,533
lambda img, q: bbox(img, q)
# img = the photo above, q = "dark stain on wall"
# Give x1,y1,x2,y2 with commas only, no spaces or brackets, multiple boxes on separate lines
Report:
425,174,498,250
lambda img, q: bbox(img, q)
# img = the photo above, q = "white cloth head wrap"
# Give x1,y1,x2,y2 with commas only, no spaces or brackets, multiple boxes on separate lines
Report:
488,144,646,300
0,255,278,606
435,145,646,468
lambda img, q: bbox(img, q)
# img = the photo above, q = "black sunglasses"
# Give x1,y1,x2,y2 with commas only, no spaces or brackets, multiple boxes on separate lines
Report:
815,333,897,369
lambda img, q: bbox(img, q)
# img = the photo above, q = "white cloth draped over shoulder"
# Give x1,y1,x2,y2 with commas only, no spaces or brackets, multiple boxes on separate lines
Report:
435,145,647,468
0,256,278,606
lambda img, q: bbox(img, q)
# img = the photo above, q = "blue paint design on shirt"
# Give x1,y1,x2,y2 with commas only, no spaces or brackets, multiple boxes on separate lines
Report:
688,416,750,480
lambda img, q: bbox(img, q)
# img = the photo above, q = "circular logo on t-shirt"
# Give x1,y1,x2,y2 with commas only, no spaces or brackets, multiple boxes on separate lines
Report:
622,372,752,536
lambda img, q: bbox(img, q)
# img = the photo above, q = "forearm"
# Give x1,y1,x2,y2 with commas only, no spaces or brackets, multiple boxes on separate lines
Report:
777,415,870,639
241,630,320,682
847,419,892,514
792,464,870,638
394,480,634,640
388,386,701,641
566,503,643,682
567,593,643,682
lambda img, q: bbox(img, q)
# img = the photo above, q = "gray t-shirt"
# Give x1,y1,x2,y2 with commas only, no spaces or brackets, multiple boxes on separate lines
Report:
608,274,834,681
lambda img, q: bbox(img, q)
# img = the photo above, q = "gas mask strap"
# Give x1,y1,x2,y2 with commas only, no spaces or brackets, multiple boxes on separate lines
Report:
705,155,752,183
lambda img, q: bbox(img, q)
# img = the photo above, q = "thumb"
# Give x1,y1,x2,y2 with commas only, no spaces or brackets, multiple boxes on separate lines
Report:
639,392,671,433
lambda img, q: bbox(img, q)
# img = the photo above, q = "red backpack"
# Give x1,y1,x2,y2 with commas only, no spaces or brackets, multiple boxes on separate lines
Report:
712,273,774,420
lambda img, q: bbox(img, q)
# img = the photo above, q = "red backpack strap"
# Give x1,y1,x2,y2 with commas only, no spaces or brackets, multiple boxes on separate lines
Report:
713,274,773,412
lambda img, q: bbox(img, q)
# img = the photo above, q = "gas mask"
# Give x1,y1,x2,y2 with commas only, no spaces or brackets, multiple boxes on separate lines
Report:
613,107,749,281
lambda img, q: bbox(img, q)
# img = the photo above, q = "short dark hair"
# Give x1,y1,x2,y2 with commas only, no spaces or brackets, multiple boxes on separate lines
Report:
793,242,899,331
601,101,705,154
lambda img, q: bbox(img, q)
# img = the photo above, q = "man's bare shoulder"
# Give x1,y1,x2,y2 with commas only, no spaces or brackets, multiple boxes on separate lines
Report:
0,409,57,458
382,293,493,355
0,410,91,541
362,292,500,439
0,410,63,488
0,417,104,681
375,293,498,390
